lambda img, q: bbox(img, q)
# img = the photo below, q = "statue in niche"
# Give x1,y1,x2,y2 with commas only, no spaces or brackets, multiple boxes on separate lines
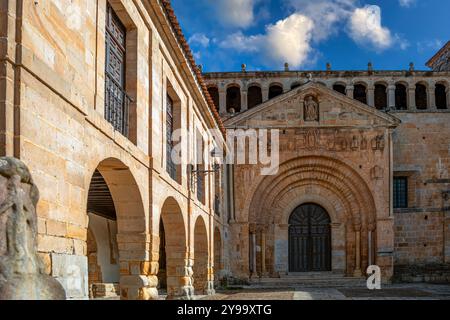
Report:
0,157,66,300
304,96,319,122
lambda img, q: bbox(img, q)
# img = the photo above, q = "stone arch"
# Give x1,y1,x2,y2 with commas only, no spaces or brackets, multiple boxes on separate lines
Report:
395,82,408,110
247,84,262,109
269,83,284,99
248,157,377,228
86,158,147,299
333,82,347,95
160,196,191,299
291,81,303,90
374,82,388,110
87,227,102,298
415,82,428,109
245,156,377,276
193,215,210,294
353,82,368,104
226,84,241,113
435,82,448,109
207,85,220,111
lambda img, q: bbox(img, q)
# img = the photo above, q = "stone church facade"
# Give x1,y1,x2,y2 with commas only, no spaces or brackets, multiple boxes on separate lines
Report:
1,0,449,300
203,46,450,283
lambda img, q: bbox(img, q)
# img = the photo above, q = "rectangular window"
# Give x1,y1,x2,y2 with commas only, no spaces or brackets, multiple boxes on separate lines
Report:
105,4,131,137
166,95,177,180
196,131,205,204
214,168,221,216
394,177,408,209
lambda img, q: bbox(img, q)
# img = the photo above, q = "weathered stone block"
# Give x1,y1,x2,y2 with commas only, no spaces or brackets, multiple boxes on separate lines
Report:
51,254,88,299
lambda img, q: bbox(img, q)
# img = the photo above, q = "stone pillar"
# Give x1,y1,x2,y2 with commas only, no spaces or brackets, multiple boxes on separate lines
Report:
346,85,354,99
205,262,215,296
251,233,257,277
376,218,395,282
429,84,437,110
367,86,375,107
218,87,227,115
118,233,159,300
0,62,15,157
368,230,373,266
178,258,195,300
387,85,396,109
408,87,416,110
260,229,267,276
354,230,362,277
262,86,269,103
274,224,289,275
241,88,248,112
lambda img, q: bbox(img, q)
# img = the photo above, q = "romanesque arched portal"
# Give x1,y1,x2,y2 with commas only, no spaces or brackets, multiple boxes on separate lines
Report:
244,156,379,278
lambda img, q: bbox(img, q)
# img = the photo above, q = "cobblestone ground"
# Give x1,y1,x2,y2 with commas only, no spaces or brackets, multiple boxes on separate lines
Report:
199,284,450,300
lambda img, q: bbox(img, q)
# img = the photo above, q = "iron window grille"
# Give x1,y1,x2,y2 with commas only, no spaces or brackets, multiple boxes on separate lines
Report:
166,96,177,180
394,177,408,209
105,4,131,137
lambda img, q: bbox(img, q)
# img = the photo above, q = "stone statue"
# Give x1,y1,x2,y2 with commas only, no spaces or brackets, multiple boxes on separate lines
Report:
0,157,66,300
304,96,319,121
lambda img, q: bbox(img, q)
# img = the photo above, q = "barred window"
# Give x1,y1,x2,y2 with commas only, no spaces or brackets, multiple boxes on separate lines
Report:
394,177,408,209
166,95,177,181
105,4,131,137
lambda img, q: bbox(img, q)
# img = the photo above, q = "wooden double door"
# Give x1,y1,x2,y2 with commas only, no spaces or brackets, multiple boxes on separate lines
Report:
289,203,331,272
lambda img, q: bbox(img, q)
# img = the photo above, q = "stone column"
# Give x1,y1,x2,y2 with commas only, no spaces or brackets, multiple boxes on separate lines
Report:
177,258,195,300
367,86,375,107
205,262,215,296
274,224,289,276
260,229,267,276
241,88,248,112
376,218,395,282
388,85,396,109
262,85,269,103
429,83,437,110
118,233,159,300
218,86,227,115
251,233,257,277
346,85,354,99
408,86,416,110
354,230,362,277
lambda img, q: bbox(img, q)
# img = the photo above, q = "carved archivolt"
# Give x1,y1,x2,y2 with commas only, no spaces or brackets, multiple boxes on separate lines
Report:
245,156,377,232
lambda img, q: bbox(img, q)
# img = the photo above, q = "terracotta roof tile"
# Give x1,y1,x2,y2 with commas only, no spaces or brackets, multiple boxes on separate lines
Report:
160,0,225,135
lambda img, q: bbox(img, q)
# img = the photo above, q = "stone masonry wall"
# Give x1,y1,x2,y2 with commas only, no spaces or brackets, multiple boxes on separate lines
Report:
0,0,226,299
393,112,450,279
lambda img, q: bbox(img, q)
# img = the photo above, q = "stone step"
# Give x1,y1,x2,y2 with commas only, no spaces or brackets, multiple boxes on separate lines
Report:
246,276,366,288
280,272,346,279
91,283,120,298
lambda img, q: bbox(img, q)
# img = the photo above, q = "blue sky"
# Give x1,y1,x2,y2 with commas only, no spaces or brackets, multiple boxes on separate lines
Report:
171,0,450,72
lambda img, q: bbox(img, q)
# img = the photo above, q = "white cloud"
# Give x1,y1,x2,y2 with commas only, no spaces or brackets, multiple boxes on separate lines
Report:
215,0,257,28
399,0,415,8
220,13,314,68
216,0,404,68
348,5,393,50
417,39,443,53
188,33,210,47
287,0,356,42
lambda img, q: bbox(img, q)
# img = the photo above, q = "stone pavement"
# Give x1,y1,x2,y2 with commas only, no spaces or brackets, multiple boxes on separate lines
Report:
199,283,450,300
